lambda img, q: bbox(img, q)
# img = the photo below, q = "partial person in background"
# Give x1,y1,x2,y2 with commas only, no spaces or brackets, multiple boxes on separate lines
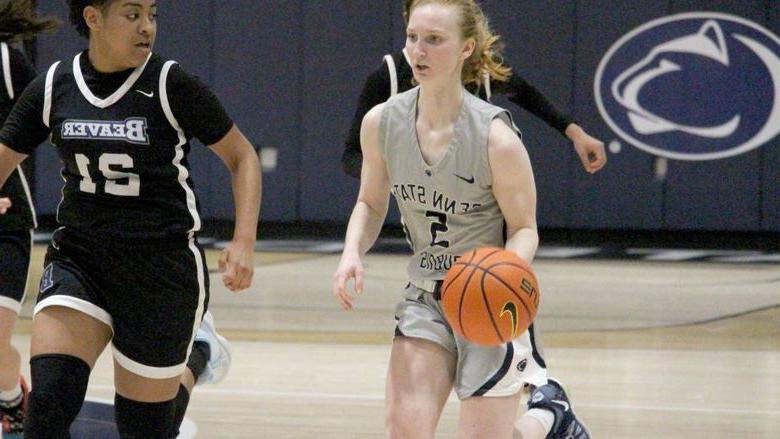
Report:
0,1,57,436
0,0,261,437
341,0,606,179
333,1,589,437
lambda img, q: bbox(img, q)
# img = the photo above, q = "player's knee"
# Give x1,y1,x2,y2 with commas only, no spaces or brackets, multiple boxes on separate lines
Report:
26,354,91,438
115,393,177,439
385,401,435,437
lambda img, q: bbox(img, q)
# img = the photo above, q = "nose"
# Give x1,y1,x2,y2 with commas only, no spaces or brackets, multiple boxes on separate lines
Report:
139,14,155,35
410,40,426,60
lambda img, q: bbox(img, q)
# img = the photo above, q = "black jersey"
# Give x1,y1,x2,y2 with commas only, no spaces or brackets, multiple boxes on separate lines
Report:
0,42,37,231
0,51,233,242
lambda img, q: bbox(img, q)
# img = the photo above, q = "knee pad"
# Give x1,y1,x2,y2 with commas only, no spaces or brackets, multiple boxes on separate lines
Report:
114,393,177,439
25,354,91,438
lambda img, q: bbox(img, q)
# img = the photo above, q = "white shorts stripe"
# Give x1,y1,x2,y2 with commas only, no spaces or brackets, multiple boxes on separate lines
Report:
34,295,113,329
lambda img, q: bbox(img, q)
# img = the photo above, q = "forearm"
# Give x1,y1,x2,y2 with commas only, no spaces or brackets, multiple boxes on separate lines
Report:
505,227,539,264
506,75,573,135
343,200,387,258
0,144,27,190
229,153,262,242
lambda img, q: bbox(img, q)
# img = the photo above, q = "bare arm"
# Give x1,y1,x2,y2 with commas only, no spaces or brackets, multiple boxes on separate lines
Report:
0,144,27,215
487,118,539,263
208,125,262,292
333,103,391,309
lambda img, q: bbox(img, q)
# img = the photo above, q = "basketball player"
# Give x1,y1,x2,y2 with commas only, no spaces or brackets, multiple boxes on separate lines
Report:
0,2,57,435
0,0,261,437
333,1,589,437
341,0,607,179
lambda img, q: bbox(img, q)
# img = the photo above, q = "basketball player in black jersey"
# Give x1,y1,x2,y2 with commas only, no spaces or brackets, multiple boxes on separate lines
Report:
341,0,607,179
0,1,262,437
0,1,57,436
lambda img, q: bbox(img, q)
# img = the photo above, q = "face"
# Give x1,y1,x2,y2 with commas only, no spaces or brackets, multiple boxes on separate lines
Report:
86,0,158,70
405,3,474,84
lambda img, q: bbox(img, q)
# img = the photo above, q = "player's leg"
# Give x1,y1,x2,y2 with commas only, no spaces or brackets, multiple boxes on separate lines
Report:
458,393,523,438
387,285,458,438
386,336,455,438
0,230,31,436
26,305,112,437
107,238,207,438
171,310,231,434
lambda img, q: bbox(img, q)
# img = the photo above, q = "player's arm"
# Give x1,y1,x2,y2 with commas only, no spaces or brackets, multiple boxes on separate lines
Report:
168,64,261,292
333,103,391,309
342,62,393,179
502,73,607,174
0,145,27,214
488,117,538,264
208,126,262,292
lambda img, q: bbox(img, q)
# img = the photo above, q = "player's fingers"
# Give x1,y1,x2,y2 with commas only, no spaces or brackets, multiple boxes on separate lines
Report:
236,267,254,291
218,250,228,273
332,272,353,310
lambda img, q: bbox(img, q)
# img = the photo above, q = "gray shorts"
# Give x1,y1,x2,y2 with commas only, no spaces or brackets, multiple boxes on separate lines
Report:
394,283,547,400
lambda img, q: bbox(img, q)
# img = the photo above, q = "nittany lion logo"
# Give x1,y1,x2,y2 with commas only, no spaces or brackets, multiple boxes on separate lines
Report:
595,13,780,160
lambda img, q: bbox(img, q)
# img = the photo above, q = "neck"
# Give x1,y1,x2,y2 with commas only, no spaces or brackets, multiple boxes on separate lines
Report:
417,78,464,128
88,38,124,73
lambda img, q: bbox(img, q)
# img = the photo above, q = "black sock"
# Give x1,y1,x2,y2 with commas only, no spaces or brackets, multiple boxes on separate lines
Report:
170,384,191,437
25,354,91,438
114,393,176,439
187,341,210,384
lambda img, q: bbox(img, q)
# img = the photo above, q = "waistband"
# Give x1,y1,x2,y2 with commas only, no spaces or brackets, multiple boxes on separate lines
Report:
410,279,444,300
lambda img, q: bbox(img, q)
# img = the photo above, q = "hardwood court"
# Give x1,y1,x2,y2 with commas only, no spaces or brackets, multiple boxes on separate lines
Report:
13,246,780,438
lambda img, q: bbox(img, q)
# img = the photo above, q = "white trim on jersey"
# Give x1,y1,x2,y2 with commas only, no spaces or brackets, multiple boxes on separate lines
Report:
42,61,60,128
183,237,207,376
1,42,13,99
159,60,202,233
15,166,37,228
384,54,398,97
0,297,22,314
72,52,151,109
34,295,114,329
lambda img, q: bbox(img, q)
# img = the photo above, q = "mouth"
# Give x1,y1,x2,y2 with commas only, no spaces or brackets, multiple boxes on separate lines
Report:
414,63,429,73
135,42,151,50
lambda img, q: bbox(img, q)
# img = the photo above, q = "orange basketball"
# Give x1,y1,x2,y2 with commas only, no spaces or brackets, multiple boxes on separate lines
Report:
440,247,540,346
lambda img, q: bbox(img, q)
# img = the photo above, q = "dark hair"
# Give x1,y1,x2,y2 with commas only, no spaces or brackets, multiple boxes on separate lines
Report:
67,0,113,38
0,0,59,42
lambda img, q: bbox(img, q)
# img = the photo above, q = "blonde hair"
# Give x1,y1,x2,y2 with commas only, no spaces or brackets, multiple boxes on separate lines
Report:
407,0,511,86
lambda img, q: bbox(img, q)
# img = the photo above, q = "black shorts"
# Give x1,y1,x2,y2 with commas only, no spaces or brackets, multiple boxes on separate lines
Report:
0,230,32,313
37,227,209,379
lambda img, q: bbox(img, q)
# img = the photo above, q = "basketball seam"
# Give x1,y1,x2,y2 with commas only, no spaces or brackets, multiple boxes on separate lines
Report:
482,270,536,323
479,268,505,344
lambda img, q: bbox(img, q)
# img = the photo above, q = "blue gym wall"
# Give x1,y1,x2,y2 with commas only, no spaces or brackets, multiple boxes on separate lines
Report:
30,1,779,233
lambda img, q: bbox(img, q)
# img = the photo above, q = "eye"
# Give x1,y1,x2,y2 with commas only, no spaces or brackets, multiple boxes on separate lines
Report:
126,13,138,20
427,35,441,44
406,33,417,42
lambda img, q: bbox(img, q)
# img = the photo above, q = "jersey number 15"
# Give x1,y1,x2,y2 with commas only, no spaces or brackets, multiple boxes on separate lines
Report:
75,153,140,197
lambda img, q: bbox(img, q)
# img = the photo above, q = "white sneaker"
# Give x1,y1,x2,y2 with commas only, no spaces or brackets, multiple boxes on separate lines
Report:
194,311,232,385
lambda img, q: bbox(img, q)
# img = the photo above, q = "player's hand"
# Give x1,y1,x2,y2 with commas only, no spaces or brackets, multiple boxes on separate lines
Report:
332,253,364,311
566,124,607,174
218,238,255,292
0,198,10,215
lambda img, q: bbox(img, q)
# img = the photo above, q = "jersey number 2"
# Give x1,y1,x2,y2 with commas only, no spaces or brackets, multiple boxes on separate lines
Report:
425,211,450,248
75,153,140,197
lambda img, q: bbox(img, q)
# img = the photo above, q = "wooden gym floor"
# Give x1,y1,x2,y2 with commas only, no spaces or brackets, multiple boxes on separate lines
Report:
11,244,780,438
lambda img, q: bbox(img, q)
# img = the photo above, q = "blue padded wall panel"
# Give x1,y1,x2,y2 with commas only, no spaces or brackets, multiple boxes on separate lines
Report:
661,1,767,231
213,1,302,222
298,1,393,222
484,0,576,228
571,0,670,229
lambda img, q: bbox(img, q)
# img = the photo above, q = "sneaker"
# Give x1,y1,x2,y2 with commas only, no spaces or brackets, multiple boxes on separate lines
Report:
0,375,29,437
194,311,232,385
527,378,590,439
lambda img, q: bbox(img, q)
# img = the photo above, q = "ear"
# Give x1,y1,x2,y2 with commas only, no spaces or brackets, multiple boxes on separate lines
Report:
461,38,476,60
83,6,103,33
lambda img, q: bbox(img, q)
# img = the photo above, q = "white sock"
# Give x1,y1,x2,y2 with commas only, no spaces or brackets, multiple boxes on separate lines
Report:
0,382,22,403
524,408,555,435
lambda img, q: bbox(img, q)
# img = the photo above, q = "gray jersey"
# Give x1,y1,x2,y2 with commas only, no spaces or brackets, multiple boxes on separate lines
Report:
379,87,521,283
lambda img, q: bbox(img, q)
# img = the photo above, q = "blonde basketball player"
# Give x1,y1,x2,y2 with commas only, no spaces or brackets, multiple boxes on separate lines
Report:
333,1,589,437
